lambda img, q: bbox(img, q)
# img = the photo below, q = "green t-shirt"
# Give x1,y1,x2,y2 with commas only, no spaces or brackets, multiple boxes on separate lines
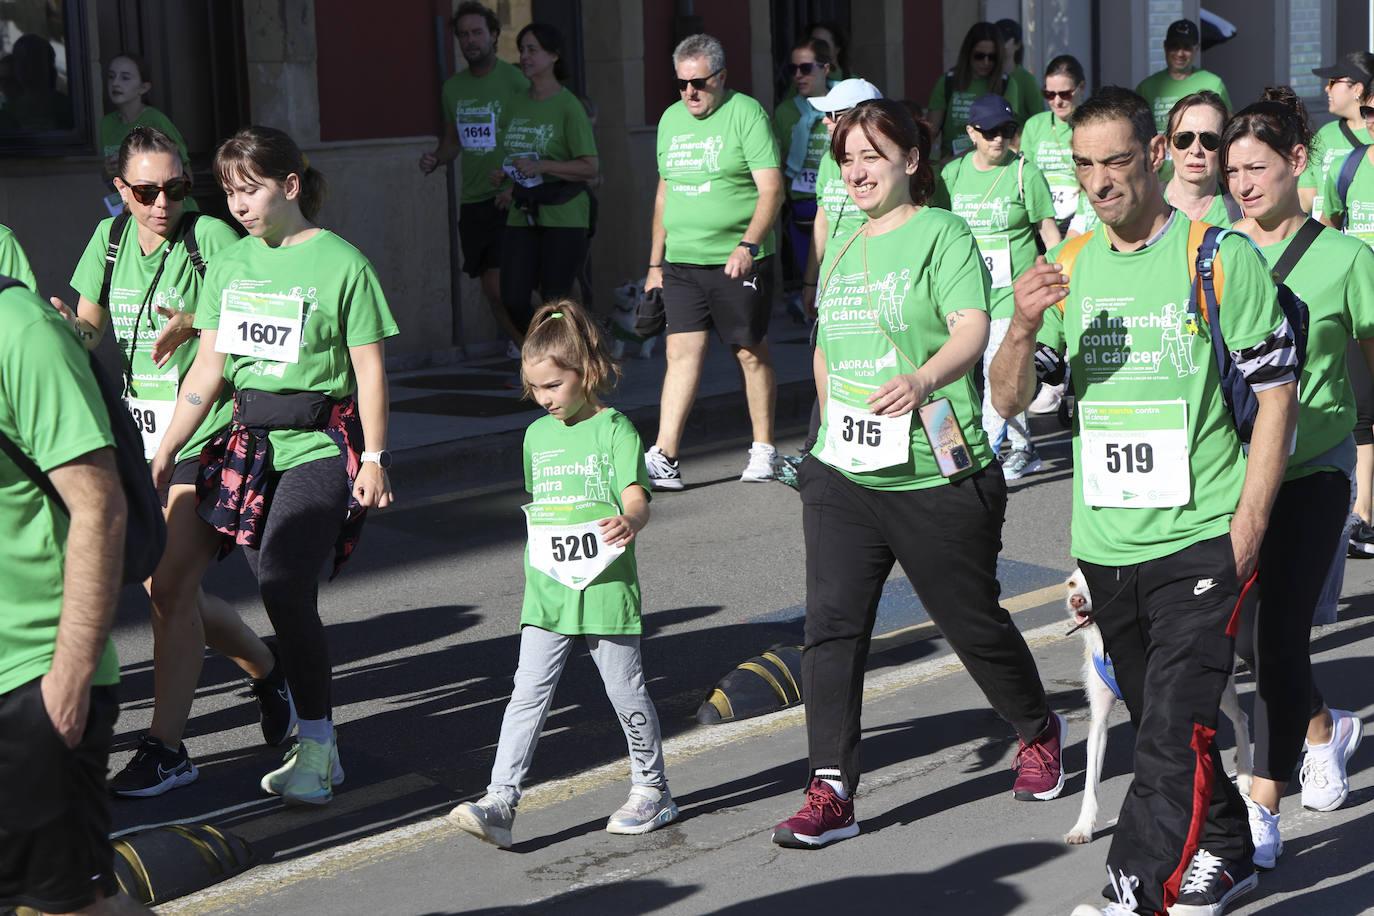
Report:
1037,216,1286,565
657,90,781,265
813,207,994,489
1258,225,1374,480
1163,186,1241,228
521,408,650,635
0,224,37,293
773,94,830,201
1020,110,1079,221
0,284,119,696
193,231,399,471
1305,119,1371,220
1321,147,1374,247
100,106,189,165
1133,68,1231,134
497,87,598,229
440,59,530,205
932,154,1055,319
1008,65,1045,124
71,214,240,462
927,72,1027,159
816,152,865,244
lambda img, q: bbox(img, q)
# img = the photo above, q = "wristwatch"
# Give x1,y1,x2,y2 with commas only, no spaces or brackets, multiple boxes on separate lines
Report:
360,449,393,469
738,241,759,257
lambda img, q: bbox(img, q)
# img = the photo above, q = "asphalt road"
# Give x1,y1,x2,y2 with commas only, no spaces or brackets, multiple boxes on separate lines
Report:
98,419,1374,914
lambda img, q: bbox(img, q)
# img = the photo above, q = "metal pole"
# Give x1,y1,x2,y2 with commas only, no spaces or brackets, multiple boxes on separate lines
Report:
435,14,466,355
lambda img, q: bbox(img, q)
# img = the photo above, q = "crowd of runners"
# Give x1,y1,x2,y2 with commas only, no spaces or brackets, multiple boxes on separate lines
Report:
1,5,1372,916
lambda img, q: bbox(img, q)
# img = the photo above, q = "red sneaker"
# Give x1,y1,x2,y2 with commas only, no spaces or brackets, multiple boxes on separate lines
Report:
771,777,860,848
1013,711,1066,800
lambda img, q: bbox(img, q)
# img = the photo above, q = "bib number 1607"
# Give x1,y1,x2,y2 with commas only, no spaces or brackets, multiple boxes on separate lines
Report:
1104,442,1154,474
841,416,882,447
236,321,292,347
550,532,599,562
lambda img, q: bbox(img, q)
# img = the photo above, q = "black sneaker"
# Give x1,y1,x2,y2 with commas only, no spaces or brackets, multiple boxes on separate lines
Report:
109,736,198,798
1170,849,1257,915
249,651,297,747
1348,518,1374,558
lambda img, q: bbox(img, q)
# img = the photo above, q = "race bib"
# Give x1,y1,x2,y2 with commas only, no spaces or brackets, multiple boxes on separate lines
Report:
791,167,817,194
952,135,973,157
503,152,543,189
457,110,497,150
124,370,178,459
523,500,625,590
816,375,912,472
1047,173,1079,221
216,290,303,364
974,234,1012,288
1079,400,1190,508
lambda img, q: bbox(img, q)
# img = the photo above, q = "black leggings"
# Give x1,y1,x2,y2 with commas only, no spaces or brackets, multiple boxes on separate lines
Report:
1234,470,1346,780
500,225,590,334
244,454,348,721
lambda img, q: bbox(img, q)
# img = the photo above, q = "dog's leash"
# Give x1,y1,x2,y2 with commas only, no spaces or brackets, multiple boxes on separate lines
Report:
1063,567,1138,637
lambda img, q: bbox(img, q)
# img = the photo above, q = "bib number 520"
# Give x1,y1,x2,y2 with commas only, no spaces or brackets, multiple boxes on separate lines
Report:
841,416,882,447
1104,442,1154,474
236,321,292,347
550,532,600,563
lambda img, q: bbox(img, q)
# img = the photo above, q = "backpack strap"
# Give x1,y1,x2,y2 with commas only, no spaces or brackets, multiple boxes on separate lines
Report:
1340,119,1362,148
97,212,131,310
1187,225,1231,387
1271,218,1324,283
179,212,206,278
1336,145,1369,212
1016,154,1025,202
1221,193,1243,224
1050,230,1094,315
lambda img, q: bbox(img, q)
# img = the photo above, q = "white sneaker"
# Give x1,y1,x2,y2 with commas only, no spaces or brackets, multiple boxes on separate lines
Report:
605,785,679,835
1001,447,1043,481
449,793,515,848
644,445,684,490
1028,382,1064,415
1300,708,1363,811
1072,868,1141,915
1243,795,1282,869
740,442,776,482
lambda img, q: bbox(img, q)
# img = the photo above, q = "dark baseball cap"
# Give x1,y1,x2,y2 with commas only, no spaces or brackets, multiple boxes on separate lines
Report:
1164,19,1199,48
1313,57,1374,86
967,94,1015,130
995,19,1022,44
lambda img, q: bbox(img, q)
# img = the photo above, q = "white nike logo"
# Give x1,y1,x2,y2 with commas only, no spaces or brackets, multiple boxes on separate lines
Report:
1193,578,1217,596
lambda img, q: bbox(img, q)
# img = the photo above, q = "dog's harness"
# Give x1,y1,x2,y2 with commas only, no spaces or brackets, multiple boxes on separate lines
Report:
1092,651,1123,700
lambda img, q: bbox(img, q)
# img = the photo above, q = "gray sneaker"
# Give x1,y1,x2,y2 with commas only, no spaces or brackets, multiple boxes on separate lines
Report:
1001,447,1043,481
606,785,679,835
449,793,515,848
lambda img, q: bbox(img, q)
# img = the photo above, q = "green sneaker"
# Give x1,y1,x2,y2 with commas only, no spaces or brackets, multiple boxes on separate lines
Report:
261,732,344,805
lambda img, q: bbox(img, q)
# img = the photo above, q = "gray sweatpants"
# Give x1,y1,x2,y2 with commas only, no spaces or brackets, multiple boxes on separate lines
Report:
488,625,667,806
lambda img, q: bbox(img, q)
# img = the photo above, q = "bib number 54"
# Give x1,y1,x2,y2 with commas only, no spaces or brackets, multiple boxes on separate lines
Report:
1103,442,1154,474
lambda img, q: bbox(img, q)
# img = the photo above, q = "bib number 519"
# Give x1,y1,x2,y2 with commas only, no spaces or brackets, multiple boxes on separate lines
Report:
841,415,882,447
236,321,292,346
550,532,600,562
1104,442,1154,473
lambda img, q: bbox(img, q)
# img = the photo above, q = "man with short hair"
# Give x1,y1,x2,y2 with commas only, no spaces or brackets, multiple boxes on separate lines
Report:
991,87,1297,916
0,279,146,915
644,33,785,488
420,1,530,353
1135,19,1231,134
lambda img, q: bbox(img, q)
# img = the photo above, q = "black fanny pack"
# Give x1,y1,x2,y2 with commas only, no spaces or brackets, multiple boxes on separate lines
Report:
235,390,334,430
512,180,588,225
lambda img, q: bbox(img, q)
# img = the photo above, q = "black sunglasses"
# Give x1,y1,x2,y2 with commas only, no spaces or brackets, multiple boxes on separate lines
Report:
972,51,996,63
676,68,723,92
1362,105,1374,120
977,124,1016,140
789,62,827,75
1042,89,1075,101
1171,131,1221,152
124,178,191,205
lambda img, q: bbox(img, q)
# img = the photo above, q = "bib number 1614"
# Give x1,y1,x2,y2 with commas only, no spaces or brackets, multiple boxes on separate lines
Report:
1104,442,1153,474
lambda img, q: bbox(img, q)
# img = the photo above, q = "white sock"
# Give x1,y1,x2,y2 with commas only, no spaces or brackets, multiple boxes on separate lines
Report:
298,717,332,744
814,768,847,799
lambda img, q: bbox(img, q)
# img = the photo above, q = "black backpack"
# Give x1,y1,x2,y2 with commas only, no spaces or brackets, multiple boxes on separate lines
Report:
0,276,167,585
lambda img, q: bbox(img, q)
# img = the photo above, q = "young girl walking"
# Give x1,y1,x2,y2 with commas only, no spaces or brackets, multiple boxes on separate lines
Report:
450,300,677,847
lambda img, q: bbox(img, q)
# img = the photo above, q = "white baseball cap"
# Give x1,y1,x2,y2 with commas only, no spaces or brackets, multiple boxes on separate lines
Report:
808,78,883,114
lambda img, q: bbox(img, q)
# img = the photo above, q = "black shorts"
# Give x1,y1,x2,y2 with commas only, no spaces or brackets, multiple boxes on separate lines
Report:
0,677,120,913
459,198,508,279
662,257,774,347
170,455,200,489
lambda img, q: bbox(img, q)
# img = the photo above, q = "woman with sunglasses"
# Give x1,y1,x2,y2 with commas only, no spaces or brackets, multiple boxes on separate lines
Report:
774,38,834,319
490,22,597,340
771,99,1062,850
926,21,1024,161
1020,55,1086,237
150,125,397,806
1221,86,1374,869
55,125,289,799
1163,91,1241,227
1302,53,1374,219
933,94,1060,481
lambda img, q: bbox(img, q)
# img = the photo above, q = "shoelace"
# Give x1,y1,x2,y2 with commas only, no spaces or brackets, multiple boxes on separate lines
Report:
1179,849,1224,895
1012,737,1055,778
802,783,847,821
1097,867,1139,914
646,449,677,476
1298,752,1331,789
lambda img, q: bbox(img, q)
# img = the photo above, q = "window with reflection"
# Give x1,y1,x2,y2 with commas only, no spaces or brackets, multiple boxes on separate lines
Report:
0,0,90,155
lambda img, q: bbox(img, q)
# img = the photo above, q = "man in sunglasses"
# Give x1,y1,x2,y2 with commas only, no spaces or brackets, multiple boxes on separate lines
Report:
992,86,1296,916
643,33,784,489
1134,19,1231,136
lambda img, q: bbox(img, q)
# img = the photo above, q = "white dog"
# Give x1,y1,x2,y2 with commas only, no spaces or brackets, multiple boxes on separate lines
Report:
1063,567,1253,844
608,280,658,360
